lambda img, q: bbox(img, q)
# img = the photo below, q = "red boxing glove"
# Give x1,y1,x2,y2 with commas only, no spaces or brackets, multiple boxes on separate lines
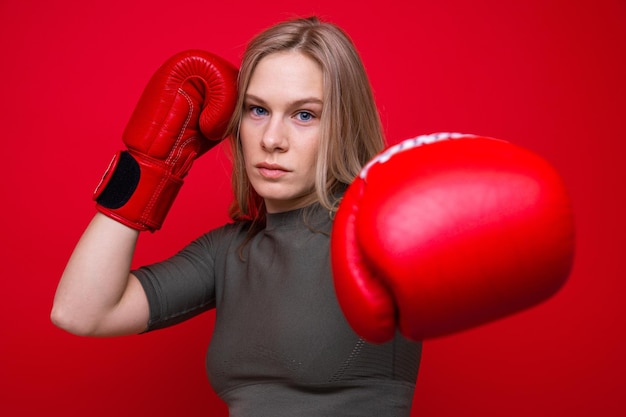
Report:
93,50,238,231
331,133,575,343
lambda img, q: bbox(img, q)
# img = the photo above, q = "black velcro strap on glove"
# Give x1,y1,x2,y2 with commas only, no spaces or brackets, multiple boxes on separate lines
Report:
95,151,140,209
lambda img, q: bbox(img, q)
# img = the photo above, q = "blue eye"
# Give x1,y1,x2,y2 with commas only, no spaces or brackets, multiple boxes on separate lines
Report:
296,111,314,122
251,106,268,117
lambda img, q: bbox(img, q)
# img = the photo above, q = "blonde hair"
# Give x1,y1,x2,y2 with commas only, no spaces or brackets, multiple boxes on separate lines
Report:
226,16,385,228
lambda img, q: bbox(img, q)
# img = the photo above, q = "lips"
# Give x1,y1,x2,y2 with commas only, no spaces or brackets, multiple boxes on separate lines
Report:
256,162,290,179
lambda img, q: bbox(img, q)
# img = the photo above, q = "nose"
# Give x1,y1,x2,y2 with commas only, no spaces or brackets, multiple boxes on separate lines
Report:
261,116,288,152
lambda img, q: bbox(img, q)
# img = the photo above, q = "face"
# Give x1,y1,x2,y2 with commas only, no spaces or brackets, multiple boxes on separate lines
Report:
240,51,324,213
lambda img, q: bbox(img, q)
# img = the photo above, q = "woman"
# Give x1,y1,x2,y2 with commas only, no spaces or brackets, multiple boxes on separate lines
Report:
52,16,422,416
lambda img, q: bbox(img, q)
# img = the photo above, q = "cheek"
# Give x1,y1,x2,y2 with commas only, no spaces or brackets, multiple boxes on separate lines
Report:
304,138,321,177
239,116,255,141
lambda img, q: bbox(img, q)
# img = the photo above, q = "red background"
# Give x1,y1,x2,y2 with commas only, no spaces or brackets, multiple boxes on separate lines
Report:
1,0,624,415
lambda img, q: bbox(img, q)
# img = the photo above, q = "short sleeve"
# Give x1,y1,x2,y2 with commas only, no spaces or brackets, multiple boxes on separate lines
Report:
133,228,224,331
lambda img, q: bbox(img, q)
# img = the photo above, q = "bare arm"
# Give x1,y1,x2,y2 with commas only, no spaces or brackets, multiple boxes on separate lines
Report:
51,213,149,337
51,51,237,337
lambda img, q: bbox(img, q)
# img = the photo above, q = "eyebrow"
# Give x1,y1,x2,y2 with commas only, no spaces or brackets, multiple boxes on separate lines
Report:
244,93,323,108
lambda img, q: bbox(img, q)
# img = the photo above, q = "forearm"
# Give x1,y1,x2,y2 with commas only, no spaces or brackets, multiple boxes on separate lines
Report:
51,213,145,336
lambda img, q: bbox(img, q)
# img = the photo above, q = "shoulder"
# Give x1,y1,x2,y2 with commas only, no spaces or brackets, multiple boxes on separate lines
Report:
194,220,251,249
